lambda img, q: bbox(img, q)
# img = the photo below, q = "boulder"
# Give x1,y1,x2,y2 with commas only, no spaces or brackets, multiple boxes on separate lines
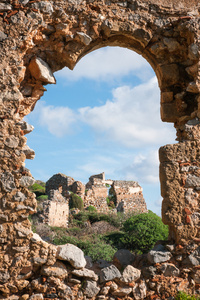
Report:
120,265,141,283
82,280,100,298
57,244,86,269
183,246,200,267
96,259,111,269
71,268,98,281
147,245,172,264
113,249,135,270
41,261,68,279
100,264,121,283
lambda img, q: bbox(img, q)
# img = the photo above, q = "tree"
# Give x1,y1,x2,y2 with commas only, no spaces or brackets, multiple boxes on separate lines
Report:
121,210,169,253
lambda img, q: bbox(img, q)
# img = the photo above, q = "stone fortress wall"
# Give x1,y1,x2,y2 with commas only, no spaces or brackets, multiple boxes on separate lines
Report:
0,0,200,298
43,172,147,227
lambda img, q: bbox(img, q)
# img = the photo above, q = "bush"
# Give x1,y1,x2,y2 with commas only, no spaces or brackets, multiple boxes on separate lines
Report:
121,210,169,253
79,237,117,262
72,211,134,228
69,193,84,210
87,205,97,212
29,183,46,197
37,195,48,200
175,292,200,300
104,231,125,249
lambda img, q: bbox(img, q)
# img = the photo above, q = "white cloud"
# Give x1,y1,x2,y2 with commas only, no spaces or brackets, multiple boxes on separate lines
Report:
79,77,176,148
77,154,118,178
118,150,160,184
32,101,77,137
57,47,152,82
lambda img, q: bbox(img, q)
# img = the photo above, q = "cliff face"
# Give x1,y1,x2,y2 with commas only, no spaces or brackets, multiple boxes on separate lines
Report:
0,0,200,298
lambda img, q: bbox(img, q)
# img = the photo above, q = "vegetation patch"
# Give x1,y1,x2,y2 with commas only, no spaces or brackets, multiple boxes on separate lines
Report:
121,210,169,253
30,209,169,262
175,292,200,300
69,193,84,210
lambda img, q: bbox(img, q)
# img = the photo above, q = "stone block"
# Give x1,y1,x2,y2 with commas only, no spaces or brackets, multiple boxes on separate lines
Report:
113,249,135,270
160,102,178,122
147,245,172,264
159,63,180,89
57,244,86,269
83,280,100,298
100,264,121,283
29,57,56,84
0,172,16,192
161,91,174,103
72,268,98,281
120,265,141,283
41,261,68,279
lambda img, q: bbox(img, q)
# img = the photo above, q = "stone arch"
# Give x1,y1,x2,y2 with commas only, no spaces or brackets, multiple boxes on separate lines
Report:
0,0,200,298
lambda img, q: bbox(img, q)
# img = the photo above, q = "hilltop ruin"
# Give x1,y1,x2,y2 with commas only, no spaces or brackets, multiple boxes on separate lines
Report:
38,172,147,227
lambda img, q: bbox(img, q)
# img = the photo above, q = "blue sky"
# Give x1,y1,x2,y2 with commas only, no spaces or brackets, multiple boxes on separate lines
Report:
25,46,176,216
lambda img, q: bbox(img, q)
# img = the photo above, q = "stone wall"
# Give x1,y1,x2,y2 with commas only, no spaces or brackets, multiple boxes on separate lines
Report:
46,174,75,198
113,181,148,214
40,190,69,228
0,0,200,298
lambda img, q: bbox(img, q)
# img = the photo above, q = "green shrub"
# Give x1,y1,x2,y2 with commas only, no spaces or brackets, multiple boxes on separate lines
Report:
77,235,117,262
121,210,169,253
106,197,110,205
72,211,133,228
175,291,200,300
87,205,97,212
53,235,78,246
37,195,48,200
69,193,84,210
29,183,45,193
103,231,125,249
29,183,46,197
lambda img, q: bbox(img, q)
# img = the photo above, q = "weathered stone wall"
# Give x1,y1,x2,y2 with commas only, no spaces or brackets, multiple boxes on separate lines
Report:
41,190,69,228
160,121,200,244
0,0,200,298
113,181,148,214
46,174,75,198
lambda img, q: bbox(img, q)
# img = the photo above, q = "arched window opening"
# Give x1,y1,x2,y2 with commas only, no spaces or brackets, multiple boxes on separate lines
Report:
26,46,176,254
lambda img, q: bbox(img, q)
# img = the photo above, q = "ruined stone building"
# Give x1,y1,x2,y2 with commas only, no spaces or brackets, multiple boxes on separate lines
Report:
1,0,200,298
42,172,147,227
